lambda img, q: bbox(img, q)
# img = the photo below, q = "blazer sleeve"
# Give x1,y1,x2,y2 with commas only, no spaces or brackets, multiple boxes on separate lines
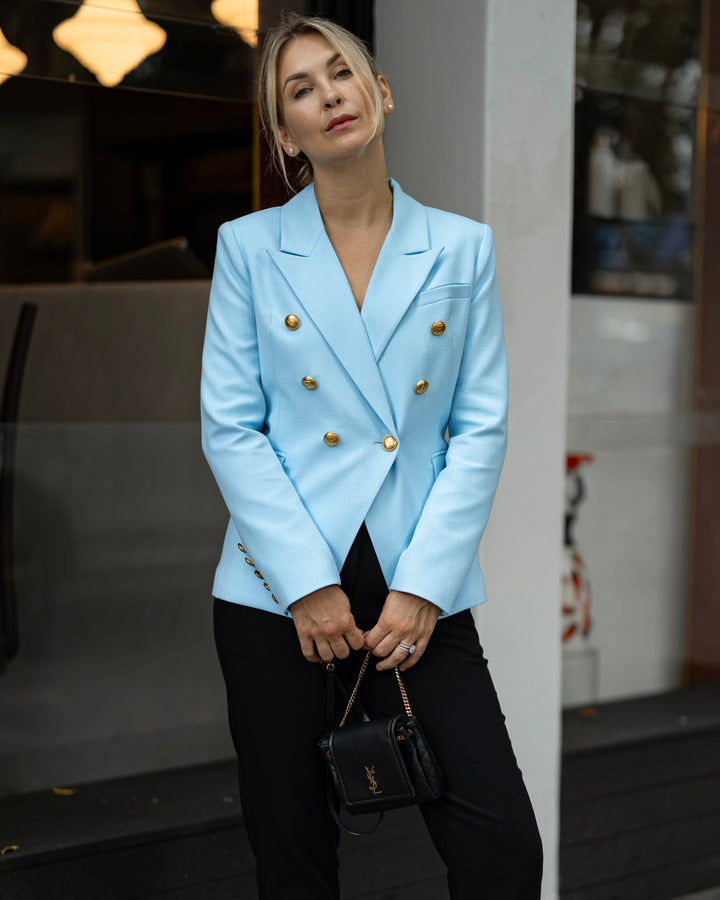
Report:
389,225,508,614
200,222,341,612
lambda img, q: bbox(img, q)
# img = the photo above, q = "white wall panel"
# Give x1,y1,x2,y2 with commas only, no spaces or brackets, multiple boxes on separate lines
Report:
566,297,695,702
376,4,575,896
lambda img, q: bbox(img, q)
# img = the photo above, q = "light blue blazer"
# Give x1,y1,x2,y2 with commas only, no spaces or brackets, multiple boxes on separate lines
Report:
201,178,508,619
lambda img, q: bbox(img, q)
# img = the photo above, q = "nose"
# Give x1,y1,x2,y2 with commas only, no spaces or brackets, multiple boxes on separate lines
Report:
323,91,342,109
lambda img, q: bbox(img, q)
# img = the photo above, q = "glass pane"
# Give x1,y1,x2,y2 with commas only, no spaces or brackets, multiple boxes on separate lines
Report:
0,0,255,100
566,0,720,706
0,79,253,282
573,0,702,300
1,422,232,791
0,0,373,802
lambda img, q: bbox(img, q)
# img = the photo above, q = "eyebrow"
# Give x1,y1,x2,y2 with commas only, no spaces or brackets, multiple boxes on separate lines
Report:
282,52,342,92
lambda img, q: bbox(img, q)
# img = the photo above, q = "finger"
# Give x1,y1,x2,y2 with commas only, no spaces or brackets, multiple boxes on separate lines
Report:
298,634,321,663
329,636,351,660
398,637,429,671
363,625,390,651
373,632,409,659
333,624,366,658
327,621,363,659
345,626,365,652
314,638,335,663
375,643,414,671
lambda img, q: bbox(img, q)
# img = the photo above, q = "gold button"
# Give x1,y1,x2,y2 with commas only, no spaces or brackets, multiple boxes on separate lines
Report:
285,314,300,330
263,583,270,591
415,380,429,395
382,435,398,451
431,320,446,336
324,432,339,447
301,376,317,390
254,570,263,579
237,543,246,553
271,595,279,604
244,557,254,566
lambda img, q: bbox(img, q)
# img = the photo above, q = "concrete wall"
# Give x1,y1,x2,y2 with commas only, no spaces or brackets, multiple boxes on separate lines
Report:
376,3,575,897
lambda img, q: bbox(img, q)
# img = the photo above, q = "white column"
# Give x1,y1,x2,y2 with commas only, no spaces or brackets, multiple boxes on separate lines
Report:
376,3,575,897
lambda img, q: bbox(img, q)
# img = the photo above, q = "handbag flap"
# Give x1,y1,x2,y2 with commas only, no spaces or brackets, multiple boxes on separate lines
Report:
327,715,416,811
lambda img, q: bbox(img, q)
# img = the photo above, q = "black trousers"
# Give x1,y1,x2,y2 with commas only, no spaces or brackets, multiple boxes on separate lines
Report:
214,525,543,899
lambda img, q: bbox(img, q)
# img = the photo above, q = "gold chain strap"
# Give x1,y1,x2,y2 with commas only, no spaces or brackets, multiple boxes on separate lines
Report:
394,665,413,717
338,650,413,727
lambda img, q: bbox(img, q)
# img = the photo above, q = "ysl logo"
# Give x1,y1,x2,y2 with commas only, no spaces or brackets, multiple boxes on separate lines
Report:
365,765,382,795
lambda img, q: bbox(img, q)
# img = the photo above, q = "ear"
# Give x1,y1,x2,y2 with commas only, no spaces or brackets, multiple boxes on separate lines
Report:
377,75,393,113
276,124,298,157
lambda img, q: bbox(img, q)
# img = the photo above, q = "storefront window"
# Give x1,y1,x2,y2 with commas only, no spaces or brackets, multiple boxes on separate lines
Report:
573,0,701,300
0,1,262,284
0,0,373,798
566,0,720,707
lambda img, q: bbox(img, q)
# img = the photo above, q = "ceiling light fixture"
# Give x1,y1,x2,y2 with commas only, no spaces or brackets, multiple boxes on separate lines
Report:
211,0,258,48
0,27,28,86
53,0,167,88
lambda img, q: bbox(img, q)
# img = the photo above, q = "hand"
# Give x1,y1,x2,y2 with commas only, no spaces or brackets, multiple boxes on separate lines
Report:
289,585,365,663
363,590,441,672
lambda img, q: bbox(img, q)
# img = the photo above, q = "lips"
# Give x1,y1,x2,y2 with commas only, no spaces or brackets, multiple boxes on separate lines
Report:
326,114,356,131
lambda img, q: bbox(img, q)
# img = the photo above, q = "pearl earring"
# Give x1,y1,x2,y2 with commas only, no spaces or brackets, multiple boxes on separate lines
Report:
288,147,294,155
388,104,393,110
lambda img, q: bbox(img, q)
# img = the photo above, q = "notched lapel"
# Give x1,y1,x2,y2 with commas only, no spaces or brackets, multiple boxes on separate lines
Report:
266,180,441,428
268,188,396,430
361,242,442,362
362,180,442,361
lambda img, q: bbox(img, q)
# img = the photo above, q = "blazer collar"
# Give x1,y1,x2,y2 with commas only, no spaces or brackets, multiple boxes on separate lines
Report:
278,178,431,256
268,179,441,429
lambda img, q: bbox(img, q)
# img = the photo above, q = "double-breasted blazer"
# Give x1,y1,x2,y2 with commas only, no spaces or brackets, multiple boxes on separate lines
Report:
201,178,508,619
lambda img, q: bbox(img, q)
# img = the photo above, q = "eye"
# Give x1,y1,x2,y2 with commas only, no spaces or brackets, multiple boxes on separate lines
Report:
335,67,352,79
293,85,311,99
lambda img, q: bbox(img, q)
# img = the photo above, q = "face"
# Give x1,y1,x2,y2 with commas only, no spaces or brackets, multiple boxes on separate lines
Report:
276,32,392,170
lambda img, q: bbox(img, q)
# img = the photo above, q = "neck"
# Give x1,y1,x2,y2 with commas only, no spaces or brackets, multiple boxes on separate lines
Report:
312,141,392,230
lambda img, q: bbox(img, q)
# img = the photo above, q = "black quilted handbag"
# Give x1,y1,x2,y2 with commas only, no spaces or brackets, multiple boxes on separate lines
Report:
318,650,443,835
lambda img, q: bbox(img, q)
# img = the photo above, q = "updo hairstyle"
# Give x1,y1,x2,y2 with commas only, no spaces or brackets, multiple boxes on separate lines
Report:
257,12,386,189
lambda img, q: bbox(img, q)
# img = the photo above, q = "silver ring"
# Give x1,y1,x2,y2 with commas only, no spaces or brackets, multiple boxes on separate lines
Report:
397,642,416,654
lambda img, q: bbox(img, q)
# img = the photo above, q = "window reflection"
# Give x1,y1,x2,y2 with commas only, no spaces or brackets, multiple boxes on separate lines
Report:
0,25,27,83
0,80,253,282
0,2,262,283
573,0,702,300
0,1,256,98
566,0,719,709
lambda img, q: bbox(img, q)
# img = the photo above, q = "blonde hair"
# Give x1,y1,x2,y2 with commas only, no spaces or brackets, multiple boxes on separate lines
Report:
258,12,386,190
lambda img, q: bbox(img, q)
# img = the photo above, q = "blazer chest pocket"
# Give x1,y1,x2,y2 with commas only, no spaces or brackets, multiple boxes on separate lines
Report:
414,283,471,307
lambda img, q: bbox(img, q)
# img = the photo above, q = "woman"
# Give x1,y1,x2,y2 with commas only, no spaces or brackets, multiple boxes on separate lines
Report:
201,13,542,899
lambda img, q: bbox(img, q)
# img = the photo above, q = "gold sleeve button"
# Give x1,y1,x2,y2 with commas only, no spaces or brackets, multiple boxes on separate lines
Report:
244,557,254,566
301,376,317,390
285,314,300,330
271,595,279,604
254,570,264,579
237,543,246,553
382,435,398,451
430,321,446,336
415,380,429,395
263,583,271,591
324,432,340,447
